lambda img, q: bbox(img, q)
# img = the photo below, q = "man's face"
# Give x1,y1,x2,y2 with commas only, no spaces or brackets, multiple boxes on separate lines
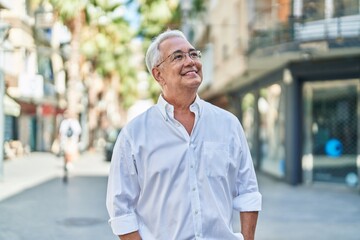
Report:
153,37,203,97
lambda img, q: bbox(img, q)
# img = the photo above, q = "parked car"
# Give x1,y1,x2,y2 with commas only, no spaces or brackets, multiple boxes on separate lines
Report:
104,128,121,161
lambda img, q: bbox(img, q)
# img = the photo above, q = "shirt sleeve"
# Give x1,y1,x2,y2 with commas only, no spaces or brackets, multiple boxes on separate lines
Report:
106,129,140,235
233,122,262,212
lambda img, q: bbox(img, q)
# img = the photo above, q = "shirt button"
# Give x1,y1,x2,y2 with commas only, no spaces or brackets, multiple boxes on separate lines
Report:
192,187,196,191
190,165,194,168
195,210,198,214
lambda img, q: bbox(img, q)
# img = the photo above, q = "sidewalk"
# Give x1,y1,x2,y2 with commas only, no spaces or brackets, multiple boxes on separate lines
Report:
256,173,360,240
1,151,360,239
0,150,110,201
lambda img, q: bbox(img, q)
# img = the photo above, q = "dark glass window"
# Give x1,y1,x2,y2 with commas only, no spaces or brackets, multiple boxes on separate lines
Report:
302,0,325,21
303,80,358,187
333,0,359,17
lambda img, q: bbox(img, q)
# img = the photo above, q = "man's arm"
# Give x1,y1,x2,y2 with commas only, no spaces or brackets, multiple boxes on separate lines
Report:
240,211,259,240
118,231,141,240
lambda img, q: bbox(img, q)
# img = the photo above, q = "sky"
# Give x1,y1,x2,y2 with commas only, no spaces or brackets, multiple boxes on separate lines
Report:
125,0,140,30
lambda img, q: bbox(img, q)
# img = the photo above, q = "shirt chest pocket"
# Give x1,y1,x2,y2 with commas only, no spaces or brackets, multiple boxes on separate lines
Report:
203,142,230,178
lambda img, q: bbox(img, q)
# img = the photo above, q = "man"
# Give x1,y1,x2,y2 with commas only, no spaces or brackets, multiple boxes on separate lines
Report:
106,29,262,240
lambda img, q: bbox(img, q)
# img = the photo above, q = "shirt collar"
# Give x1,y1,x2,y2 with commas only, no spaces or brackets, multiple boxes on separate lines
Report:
157,94,202,121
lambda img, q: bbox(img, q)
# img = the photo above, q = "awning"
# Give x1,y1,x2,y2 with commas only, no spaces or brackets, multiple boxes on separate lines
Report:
4,94,21,117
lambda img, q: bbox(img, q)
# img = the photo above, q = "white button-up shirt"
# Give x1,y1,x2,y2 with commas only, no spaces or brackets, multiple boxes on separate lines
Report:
106,95,262,240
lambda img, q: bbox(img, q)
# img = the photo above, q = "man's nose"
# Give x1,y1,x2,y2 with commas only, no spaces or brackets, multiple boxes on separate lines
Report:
183,53,195,65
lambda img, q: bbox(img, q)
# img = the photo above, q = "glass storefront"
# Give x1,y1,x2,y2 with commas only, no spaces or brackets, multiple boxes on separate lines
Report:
303,80,358,187
258,83,286,178
241,93,258,167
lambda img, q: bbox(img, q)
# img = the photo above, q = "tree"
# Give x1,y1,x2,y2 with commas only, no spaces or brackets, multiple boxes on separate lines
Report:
50,0,138,110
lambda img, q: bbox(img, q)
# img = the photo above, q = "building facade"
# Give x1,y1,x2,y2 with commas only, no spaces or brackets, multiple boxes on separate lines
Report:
1,0,66,157
191,0,359,189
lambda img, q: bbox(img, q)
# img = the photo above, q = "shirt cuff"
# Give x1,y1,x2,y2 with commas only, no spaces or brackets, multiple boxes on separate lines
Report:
233,191,262,212
108,213,139,235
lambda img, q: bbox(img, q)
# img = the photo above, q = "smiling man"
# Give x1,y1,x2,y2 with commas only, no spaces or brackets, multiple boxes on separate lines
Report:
106,29,262,240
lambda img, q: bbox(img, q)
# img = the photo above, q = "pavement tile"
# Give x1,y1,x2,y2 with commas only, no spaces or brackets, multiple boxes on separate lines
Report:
0,150,110,201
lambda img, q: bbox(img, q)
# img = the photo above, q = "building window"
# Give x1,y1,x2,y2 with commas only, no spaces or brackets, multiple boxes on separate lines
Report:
302,0,325,21
241,93,257,167
222,44,229,60
333,0,359,17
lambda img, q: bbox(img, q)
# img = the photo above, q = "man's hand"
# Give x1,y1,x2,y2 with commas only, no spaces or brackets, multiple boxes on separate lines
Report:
118,231,141,240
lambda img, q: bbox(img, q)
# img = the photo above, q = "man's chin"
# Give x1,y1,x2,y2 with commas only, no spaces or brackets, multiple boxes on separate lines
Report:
187,79,202,89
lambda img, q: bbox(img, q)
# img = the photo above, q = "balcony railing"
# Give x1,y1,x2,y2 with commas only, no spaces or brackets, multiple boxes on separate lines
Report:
248,14,360,56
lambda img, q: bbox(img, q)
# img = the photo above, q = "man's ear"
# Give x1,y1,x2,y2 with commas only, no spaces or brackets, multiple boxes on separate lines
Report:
152,67,164,86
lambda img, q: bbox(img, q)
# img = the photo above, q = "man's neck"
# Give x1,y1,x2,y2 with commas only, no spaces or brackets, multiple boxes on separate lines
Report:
162,93,197,111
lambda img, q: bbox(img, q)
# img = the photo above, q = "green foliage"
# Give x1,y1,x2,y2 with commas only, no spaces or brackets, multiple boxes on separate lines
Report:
50,0,87,21
191,0,206,16
137,0,180,37
50,0,139,108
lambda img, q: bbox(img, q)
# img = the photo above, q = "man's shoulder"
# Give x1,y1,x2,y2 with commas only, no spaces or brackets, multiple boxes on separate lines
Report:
124,105,158,128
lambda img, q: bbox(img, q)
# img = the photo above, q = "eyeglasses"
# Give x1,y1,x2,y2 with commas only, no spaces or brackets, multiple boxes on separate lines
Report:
156,50,202,67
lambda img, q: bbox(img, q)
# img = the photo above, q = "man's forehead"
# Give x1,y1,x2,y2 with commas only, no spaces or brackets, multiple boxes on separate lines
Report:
159,37,194,53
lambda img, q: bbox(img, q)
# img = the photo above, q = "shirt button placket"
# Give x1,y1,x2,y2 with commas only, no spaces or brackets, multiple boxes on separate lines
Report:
188,138,202,239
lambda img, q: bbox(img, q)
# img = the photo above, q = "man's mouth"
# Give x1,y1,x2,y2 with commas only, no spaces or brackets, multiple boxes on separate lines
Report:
181,70,198,76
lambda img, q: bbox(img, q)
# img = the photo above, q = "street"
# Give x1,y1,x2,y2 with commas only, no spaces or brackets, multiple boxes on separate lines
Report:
0,176,115,240
1,151,360,240
256,173,360,240
0,151,116,240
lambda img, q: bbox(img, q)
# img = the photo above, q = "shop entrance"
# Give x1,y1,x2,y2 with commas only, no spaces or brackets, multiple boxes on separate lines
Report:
302,79,358,187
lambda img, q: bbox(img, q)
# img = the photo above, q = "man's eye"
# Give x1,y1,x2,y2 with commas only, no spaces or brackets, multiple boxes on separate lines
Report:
172,54,183,61
189,52,198,58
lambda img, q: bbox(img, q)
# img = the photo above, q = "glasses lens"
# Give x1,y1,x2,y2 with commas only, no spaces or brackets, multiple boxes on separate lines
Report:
171,52,184,62
166,50,202,64
189,50,201,59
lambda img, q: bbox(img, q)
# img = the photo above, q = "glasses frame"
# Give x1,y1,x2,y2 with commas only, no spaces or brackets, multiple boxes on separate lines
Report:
156,50,201,67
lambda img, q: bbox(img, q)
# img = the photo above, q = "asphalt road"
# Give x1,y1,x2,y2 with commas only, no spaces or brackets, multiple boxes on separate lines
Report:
0,176,116,240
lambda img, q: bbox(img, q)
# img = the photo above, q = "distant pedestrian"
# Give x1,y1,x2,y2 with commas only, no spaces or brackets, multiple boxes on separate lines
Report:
106,29,262,240
59,111,82,170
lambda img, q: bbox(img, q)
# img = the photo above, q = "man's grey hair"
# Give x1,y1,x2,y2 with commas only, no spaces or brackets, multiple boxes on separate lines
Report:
145,29,187,77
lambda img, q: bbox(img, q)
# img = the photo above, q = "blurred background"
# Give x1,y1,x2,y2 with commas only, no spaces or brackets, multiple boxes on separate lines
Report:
0,0,360,239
